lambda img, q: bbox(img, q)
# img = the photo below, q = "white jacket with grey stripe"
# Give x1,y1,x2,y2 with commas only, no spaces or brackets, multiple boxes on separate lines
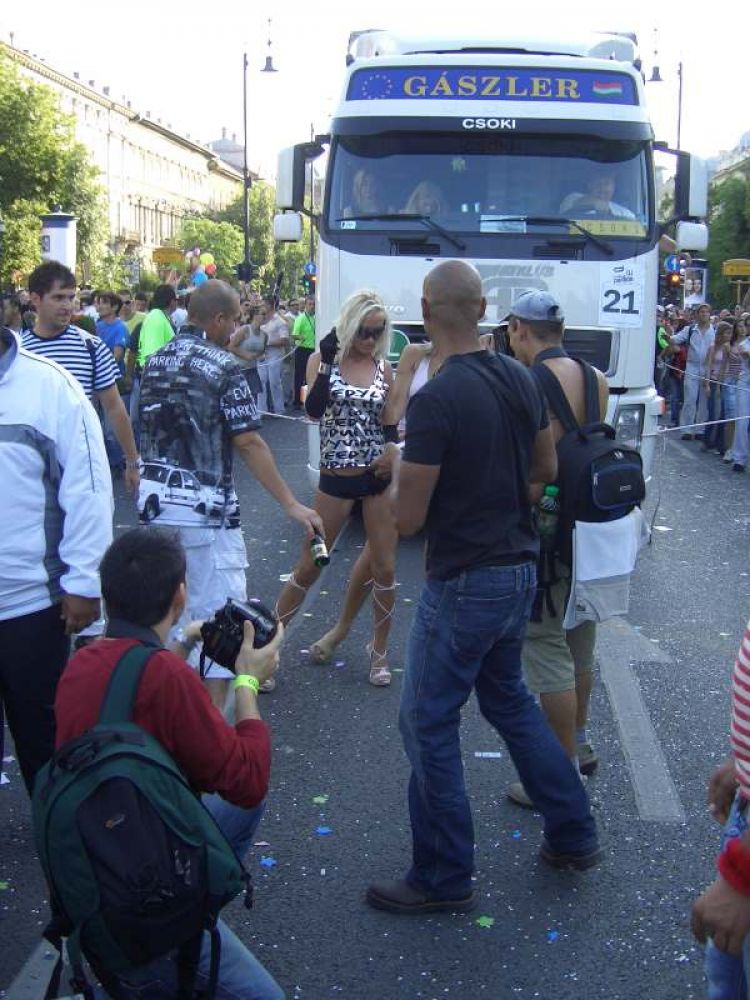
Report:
0,330,113,621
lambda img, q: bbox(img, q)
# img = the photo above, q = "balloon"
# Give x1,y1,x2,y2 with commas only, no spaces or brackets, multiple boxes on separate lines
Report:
205,262,217,276
199,252,215,266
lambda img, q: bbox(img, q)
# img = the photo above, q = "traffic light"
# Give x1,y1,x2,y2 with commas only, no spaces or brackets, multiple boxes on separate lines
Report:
236,262,254,282
302,274,316,296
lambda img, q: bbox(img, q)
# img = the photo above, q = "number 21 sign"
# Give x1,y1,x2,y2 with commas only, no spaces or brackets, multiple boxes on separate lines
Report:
598,261,643,328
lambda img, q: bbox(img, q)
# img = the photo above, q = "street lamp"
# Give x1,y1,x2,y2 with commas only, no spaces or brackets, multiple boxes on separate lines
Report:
648,31,684,150
240,20,277,283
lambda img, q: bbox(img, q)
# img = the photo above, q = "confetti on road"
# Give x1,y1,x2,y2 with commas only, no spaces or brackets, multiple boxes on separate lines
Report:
300,649,309,655
392,668,404,673
3,756,15,763
254,841,270,848
474,751,503,759
259,857,277,868
653,526,673,532
334,660,346,669
303,612,313,618
720,633,731,637
316,826,332,836
547,930,559,942
279,573,293,582
0,774,9,786
512,831,522,840
476,916,494,929
0,881,9,890
403,598,413,603
312,795,329,805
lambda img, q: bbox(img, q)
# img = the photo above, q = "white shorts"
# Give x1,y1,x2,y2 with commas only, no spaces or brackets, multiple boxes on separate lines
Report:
171,527,249,680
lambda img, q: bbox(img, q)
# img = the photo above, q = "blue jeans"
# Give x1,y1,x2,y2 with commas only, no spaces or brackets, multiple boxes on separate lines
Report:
399,563,598,898
705,793,750,1000
111,796,283,999
705,383,726,452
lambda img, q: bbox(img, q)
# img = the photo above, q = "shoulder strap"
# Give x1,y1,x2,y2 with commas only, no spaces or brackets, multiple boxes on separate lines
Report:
532,355,600,431
581,361,601,424
97,645,156,725
75,327,98,388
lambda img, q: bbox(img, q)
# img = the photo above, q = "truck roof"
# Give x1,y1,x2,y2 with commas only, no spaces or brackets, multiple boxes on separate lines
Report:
347,30,639,66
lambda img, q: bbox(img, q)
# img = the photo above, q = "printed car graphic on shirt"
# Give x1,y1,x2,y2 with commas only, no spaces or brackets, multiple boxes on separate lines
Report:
138,462,240,528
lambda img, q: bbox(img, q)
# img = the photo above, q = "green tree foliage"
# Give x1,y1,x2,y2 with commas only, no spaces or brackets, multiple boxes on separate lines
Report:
706,170,750,307
175,218,244,282
0,49,108,283
209,181,317,298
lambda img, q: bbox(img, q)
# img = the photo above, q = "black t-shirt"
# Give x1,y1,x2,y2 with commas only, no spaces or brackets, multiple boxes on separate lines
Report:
403,350,547,580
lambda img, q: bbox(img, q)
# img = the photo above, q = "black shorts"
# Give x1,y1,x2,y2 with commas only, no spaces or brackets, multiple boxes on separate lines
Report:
318,469,389,500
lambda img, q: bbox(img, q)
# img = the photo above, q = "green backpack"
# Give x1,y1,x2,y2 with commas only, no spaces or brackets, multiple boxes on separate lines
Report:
32,644,251,999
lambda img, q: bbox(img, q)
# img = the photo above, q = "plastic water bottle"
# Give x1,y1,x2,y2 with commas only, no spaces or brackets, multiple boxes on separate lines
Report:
536,485,560,552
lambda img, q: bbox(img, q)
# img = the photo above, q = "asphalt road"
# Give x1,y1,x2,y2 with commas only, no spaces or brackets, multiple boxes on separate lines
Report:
2,414,749,999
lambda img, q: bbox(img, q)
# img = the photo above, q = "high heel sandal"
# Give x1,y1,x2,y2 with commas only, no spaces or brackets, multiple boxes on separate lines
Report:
366,642,392,687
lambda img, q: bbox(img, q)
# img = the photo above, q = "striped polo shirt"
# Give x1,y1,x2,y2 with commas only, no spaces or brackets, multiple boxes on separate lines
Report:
22,324,119,399
731,620,750,801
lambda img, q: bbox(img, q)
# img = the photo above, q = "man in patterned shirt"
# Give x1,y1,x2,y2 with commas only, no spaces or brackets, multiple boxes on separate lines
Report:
139,279,323,701
23,261,140,494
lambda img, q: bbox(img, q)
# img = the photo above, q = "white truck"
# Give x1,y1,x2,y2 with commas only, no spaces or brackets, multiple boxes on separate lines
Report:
274,30,708,482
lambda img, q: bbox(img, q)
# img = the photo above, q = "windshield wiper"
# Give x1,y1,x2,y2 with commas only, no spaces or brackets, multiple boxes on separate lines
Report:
336,213,466,251
480,215,614,256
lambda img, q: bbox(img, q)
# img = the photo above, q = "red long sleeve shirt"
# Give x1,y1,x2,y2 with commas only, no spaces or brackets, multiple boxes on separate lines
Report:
55,638,271,809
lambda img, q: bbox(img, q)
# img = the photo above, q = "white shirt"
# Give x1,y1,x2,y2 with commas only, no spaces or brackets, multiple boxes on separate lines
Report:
672,323,715,370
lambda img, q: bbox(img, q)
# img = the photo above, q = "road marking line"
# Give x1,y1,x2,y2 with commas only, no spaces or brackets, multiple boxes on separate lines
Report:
597,619,686,823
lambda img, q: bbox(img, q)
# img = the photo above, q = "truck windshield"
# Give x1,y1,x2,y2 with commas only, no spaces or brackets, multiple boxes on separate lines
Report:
328,132,650,238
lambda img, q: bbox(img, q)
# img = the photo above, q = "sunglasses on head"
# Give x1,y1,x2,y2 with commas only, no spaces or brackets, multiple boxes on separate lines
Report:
356,322,386,340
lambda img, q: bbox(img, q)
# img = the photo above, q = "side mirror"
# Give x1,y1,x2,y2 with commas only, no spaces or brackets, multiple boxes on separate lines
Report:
276,147,306,211
276,140,327,212
675,220,708,253
273,213,303,243
674,153,707,220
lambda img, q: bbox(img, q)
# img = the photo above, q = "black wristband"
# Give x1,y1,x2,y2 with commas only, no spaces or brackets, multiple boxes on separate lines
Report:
383,424,399,443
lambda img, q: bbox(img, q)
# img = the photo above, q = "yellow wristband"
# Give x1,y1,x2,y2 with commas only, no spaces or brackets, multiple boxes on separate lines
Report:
233,674,260,696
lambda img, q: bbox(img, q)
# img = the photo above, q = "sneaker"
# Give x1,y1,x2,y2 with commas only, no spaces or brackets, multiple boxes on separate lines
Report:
734,464,746,473
539,839,604,871
507,781,535,809
577,742,599,776
724,451,734,463
366,878,476,915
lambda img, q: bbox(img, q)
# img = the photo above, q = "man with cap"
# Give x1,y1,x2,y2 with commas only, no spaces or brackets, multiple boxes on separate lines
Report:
502,289,609,808
365,264,601,917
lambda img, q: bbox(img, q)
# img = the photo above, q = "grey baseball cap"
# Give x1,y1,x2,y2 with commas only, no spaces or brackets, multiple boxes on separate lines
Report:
503,289,564,324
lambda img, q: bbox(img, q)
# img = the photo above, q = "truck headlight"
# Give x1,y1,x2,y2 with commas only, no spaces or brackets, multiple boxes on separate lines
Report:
614,404,644,450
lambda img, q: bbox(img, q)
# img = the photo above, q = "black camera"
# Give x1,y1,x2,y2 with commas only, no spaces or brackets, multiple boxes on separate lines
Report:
199,598,278,675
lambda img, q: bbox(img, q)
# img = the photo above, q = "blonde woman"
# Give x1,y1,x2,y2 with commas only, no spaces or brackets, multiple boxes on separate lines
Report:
275,291,398,686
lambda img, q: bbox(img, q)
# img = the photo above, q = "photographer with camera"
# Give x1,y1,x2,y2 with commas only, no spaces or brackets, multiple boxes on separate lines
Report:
50,527,284,998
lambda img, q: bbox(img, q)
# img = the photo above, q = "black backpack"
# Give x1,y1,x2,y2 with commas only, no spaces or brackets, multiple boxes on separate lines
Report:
32,644,251,999
531,347,645,612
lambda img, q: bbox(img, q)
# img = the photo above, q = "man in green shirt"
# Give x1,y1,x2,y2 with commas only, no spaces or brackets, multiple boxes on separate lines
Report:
137,285,177,369
291,295,315,409
118,289,148,336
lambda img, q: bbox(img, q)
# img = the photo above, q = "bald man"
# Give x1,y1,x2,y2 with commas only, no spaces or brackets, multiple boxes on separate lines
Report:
138,279,322,703
366,261,601,916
